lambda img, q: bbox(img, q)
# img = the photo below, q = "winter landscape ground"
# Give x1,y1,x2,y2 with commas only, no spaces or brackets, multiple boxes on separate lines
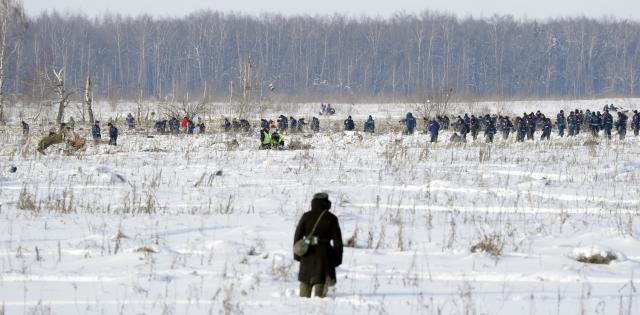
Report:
1,99,640,314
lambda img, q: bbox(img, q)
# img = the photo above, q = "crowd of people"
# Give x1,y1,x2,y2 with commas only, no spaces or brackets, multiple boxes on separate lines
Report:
334,105,639,144
154,116,206,134
31,103,640,154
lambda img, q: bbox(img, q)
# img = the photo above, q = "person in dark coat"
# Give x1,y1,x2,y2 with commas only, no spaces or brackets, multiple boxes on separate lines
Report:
91,121,101,144
428,119,440,143
294,192,343,298
400,112,416,135
240,119,251,132
363,115,375,133
575,110,583,135
278,115,289,131
556,110,566,137
187,119,196,134
541,118,552,140
632,110,640,136
602,110,613,139
344,116,355,131
517,115,527,142
470,115,480,140
223,118,232,132
526,113,536,140
590,112,601,137
484,118,497,143
232,118,241,132
616,111,628,140
567,111,576,136
108,123,118,146
500,116,513,140
169,117,180,133
311,117,320,132
154,120,167,133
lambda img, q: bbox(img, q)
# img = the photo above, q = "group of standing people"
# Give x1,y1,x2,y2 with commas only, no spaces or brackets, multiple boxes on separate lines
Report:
340,106,639,144
346,112,442,142
154,116,206,134
91,120,119,146
258,115,323,149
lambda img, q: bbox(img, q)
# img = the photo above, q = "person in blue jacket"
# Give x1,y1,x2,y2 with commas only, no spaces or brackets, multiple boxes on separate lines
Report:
401,112,416,134
428,118,440,143
556,110,566,137
484,118,497,143
91,121,101,144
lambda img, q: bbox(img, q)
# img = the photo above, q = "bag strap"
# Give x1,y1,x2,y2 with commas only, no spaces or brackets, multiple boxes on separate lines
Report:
308,210,327,238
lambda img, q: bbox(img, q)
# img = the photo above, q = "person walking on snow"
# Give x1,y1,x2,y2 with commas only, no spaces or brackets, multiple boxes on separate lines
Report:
294,192,343,298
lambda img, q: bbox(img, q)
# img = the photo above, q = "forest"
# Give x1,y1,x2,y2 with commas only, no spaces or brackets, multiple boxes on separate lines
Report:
1,1,640,104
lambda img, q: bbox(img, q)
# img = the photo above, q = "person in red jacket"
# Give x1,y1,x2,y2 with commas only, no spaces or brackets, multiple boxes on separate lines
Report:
181,116,189,132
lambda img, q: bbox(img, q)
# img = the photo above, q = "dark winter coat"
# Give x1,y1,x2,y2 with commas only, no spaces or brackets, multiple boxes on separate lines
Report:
428,120,440,136
91,125,101,139
364,116,375,133
403,113,416,134
109,125,118,140
278,116,289,130
311,117,320,132
344,117,355,131
294,203,343,285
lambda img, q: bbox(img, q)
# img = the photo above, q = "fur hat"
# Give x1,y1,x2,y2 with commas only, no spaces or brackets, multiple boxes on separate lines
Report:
311,192,331,211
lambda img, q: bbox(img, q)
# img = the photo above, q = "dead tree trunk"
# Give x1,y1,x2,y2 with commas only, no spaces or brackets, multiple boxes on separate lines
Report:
85,75,94,123
51,68,72,125
238,58,252,119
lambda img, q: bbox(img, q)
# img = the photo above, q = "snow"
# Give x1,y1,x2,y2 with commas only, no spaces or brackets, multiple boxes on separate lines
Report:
1,98,640,314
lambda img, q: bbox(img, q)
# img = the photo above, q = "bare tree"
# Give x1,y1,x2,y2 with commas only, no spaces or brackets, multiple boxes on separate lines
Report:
84,75,94,123
43,68,73,125
416,87,454,119
237,57,253,119
0,0,25,123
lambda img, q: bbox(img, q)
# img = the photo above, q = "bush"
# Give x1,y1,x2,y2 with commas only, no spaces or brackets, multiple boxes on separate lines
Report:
470,234,503,256
573,248,619,265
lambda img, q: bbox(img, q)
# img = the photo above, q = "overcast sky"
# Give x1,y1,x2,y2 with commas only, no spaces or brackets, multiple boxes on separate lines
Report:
22,0,640,21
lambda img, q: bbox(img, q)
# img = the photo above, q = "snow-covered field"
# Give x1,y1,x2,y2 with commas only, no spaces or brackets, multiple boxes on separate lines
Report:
1,99,640,314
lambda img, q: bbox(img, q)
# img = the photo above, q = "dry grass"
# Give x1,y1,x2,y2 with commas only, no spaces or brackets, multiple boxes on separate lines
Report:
575,251,618,265
287,139,313,150
470,234,504,256
17,187,37,212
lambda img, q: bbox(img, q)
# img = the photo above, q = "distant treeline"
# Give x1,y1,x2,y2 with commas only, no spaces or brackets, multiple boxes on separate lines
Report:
5,10,640,101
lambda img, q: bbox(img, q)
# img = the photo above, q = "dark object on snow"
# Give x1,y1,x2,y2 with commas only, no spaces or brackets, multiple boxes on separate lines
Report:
320,104,336,116
575,251,618,265
37,132,65,154
21,121,29,136
9,166,17,173
214,170,223,176
294,193,343,298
